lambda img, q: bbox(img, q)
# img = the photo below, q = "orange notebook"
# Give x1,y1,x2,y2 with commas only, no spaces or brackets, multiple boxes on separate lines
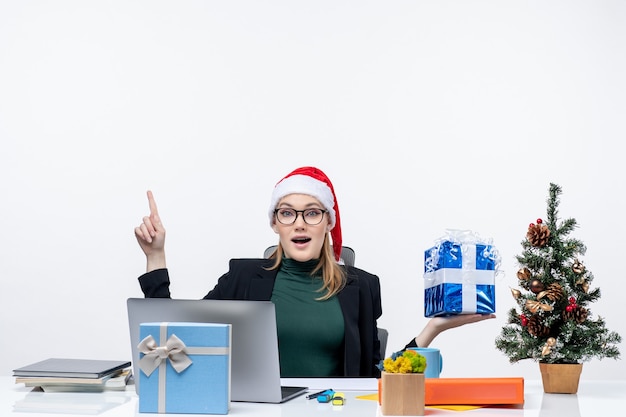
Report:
378,377,524,406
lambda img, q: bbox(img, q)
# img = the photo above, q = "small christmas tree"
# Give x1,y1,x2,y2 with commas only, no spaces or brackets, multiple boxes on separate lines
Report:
495,183,621,364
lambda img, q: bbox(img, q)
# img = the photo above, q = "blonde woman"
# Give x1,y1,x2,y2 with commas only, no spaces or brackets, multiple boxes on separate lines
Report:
135,166,493,377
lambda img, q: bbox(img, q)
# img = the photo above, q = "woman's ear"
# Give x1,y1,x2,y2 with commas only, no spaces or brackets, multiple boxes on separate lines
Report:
272,222,279,234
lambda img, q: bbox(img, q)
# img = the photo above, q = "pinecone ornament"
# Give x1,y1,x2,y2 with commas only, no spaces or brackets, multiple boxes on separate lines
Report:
537,283,564,302
527,315,550,337
527,223,550,247
562,306,588,324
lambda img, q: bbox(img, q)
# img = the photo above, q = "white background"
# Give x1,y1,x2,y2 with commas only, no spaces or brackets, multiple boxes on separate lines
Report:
1,0,624,380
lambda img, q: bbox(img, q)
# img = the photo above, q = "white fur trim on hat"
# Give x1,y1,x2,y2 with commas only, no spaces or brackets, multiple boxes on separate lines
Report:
268,174,336,228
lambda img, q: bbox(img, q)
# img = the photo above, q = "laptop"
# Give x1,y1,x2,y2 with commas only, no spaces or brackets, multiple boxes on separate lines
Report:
126,298,308,403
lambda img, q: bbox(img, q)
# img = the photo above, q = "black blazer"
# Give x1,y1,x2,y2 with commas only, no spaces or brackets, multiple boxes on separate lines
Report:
138,258,383,376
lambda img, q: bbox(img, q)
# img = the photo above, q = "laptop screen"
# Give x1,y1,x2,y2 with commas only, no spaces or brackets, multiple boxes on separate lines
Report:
126,298,307,403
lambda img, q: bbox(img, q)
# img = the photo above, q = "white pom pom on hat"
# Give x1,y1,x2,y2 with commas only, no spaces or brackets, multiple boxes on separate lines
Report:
268,166,342,261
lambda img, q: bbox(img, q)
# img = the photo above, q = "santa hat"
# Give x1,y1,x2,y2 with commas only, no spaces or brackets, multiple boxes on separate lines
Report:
269,166,342,261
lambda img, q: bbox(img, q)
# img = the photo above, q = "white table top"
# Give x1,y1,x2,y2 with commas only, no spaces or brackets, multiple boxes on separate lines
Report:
1,376,624,416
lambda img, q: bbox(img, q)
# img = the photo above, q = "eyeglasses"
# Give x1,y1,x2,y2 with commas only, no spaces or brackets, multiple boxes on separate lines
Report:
274,208,327,225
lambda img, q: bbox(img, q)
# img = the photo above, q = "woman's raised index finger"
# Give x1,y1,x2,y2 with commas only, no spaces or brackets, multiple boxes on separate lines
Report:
147,190,159,215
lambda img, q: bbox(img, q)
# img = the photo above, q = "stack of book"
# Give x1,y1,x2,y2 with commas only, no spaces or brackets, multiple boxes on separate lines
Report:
13,358,132,392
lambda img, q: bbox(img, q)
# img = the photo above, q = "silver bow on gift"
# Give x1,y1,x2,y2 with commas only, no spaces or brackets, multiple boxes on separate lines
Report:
138,334,193,376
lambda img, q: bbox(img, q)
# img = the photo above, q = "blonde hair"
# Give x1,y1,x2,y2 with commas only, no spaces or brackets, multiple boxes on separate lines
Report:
268,234,346,300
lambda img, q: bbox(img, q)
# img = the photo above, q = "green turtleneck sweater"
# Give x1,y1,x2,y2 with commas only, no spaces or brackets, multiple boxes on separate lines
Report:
270,258,345,377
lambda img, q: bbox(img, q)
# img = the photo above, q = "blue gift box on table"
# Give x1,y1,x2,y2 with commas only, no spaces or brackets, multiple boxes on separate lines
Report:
424,235,498,318
138,322,231,414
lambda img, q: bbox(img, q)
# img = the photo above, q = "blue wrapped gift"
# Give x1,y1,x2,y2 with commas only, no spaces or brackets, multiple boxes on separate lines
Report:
424,235,498,317
138,322,231,414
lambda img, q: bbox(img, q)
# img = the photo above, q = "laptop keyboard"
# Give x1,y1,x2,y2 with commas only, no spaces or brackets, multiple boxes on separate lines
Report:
281,385,307,400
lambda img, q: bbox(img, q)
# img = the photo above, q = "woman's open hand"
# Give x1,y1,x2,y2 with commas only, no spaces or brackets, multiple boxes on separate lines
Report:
414,313,496,347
